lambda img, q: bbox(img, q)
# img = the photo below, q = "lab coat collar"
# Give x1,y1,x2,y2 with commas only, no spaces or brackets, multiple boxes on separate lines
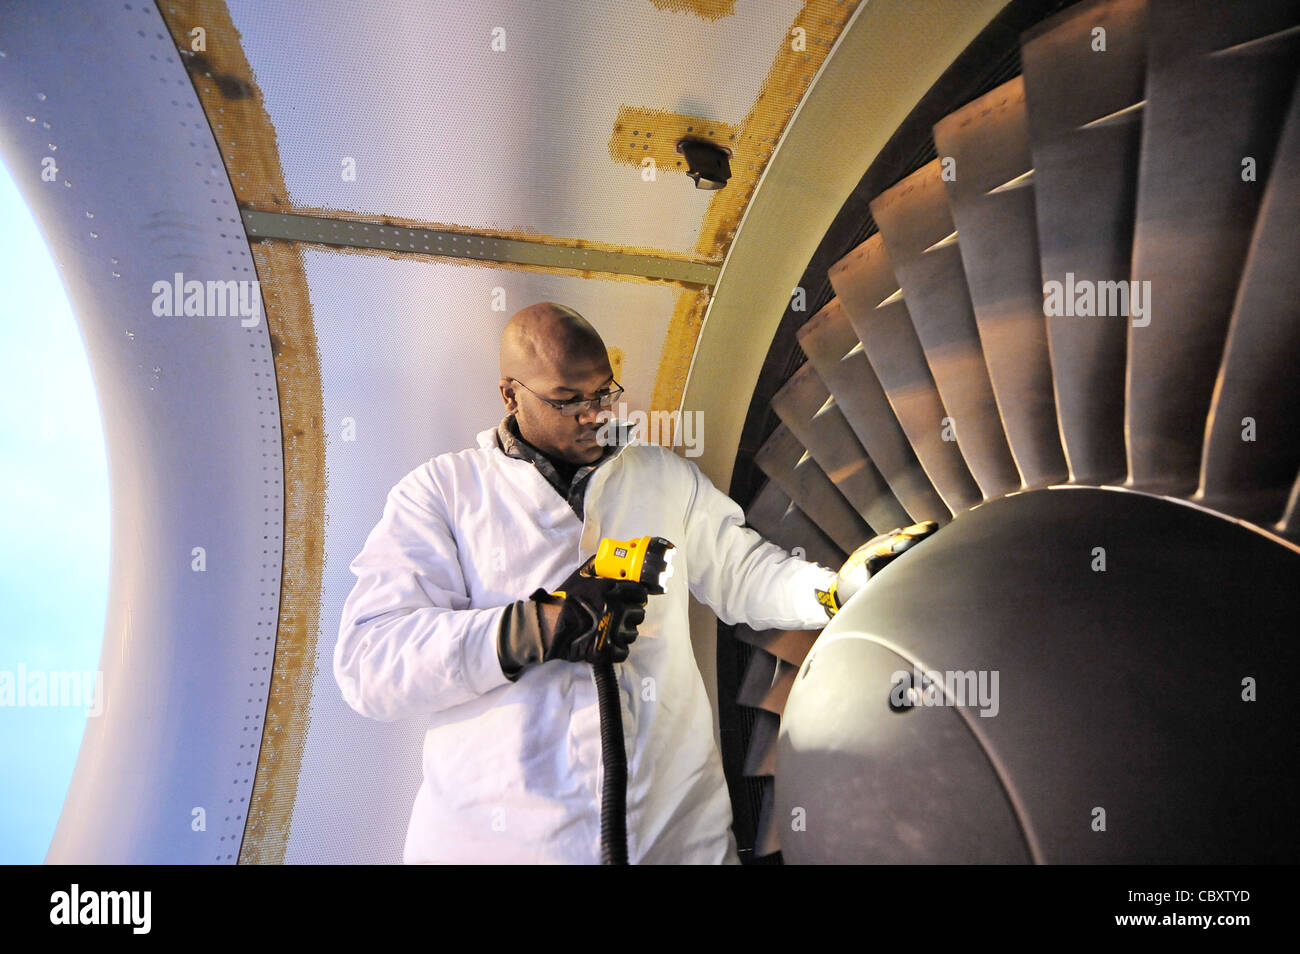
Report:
476,417,640,462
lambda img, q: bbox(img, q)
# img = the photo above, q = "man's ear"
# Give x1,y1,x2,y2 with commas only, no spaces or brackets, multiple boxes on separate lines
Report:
499,377,518,413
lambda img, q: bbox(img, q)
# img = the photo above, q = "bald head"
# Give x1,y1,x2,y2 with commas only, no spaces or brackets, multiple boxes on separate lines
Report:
500,302,607,381
498,302,616,464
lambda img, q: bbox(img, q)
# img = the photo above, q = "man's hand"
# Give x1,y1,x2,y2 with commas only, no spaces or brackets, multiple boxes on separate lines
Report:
531,567,649,664
817,521,938,619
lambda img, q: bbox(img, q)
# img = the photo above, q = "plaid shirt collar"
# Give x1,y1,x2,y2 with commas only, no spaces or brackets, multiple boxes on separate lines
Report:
495,414,633,519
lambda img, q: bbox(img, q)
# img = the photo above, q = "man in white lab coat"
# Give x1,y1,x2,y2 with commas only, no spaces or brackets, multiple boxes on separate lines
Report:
334,301,838,864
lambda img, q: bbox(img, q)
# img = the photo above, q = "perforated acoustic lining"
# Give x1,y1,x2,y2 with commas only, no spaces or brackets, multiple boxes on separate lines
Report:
223,0,805,257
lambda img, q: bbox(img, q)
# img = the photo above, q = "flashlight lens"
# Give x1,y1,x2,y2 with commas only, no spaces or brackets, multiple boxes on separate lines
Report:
655,548,675,591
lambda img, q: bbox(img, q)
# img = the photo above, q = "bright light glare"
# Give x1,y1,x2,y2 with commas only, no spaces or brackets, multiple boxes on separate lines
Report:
0,159,111,864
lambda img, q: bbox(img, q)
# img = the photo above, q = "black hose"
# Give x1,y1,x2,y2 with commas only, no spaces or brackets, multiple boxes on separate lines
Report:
592,656,628,865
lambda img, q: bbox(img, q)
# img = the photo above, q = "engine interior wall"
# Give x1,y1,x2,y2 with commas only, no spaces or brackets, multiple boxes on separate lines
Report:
0,2,283,863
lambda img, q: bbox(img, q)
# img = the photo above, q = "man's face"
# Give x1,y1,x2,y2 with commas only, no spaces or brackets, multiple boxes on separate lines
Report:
501,350,615,465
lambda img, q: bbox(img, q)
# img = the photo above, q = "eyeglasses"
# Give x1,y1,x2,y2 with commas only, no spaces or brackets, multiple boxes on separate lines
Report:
510,378,624,417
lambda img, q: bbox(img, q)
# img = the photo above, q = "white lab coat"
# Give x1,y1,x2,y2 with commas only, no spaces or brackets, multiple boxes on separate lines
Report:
334,424,836,864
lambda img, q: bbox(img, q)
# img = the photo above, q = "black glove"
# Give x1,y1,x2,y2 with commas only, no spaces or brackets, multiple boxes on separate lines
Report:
817,521,939,619
531,566,649,664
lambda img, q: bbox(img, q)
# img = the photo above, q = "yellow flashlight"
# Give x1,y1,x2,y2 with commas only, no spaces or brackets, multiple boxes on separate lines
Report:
590,536,676,594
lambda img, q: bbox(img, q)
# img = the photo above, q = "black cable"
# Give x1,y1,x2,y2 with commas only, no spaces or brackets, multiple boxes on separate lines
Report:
592,657,628,865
